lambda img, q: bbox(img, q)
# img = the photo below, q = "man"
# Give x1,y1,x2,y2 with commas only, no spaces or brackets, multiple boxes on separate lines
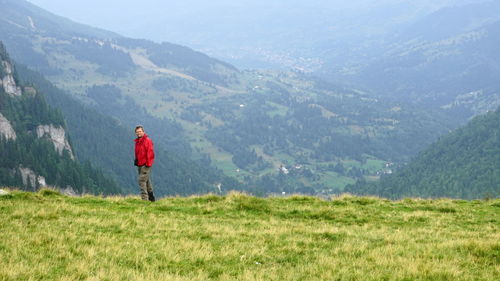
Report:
134,125,155,201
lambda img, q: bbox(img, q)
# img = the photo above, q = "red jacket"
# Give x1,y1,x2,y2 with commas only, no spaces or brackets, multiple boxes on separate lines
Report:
135,134,155,167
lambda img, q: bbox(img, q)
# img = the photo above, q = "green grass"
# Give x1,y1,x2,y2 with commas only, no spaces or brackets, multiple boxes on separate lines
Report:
266,101,289,118
362,158,387,172
212,159,250,179
317,172,355,190
1,189,498,281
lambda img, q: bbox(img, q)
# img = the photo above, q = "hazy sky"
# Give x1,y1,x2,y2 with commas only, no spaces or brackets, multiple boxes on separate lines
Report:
26,0,489,69
26,0,459,42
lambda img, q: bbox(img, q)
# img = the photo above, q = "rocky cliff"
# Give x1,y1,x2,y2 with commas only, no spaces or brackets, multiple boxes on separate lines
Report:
18,166,46,189
0,60,21,96
0,112,16,140
36,124,74,159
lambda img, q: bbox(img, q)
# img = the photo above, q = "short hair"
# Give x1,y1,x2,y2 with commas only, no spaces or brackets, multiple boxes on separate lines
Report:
135,125,144,132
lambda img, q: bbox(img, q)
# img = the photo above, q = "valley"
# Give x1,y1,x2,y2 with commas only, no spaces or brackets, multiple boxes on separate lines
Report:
0,0,498,197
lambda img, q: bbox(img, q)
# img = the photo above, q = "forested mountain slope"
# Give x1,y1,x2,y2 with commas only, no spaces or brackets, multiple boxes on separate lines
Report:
0,42,120,194
346,108,500,199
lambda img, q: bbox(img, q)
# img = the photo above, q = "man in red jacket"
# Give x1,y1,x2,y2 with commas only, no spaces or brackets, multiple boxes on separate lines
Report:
134,125,155,201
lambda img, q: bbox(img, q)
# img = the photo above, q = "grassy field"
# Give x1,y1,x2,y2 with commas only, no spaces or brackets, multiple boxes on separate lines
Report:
0,189,498,281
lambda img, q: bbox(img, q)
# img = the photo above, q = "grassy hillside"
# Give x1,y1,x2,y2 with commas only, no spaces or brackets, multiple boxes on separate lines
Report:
1,189,498,281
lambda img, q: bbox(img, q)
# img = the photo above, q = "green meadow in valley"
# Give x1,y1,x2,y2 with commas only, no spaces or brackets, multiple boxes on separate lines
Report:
0,189,498,281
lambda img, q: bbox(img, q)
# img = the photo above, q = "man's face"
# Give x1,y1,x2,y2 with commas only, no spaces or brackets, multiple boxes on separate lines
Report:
135,128,145,138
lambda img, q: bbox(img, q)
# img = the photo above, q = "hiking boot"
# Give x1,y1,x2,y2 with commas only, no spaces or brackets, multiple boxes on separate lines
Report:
148,191,156,202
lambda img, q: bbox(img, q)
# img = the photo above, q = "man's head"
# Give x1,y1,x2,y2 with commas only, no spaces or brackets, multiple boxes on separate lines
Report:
135,125,145,138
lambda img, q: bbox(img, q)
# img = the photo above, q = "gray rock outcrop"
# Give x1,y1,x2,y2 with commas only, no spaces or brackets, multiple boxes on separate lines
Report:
1,60,22,96
18,166,46,189
36,124,75,159
0,112,16,140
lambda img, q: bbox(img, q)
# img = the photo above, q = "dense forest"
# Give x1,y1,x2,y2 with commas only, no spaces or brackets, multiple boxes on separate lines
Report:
346,108,500,199
0,42,120,194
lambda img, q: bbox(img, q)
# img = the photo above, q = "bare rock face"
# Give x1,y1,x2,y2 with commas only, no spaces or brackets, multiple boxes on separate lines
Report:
0,112,16,140
36,125,75,159
18,166,46,189
1,60,22,96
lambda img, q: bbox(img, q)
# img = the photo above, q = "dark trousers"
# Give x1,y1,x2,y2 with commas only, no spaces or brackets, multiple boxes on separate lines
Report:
137,166,153,200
